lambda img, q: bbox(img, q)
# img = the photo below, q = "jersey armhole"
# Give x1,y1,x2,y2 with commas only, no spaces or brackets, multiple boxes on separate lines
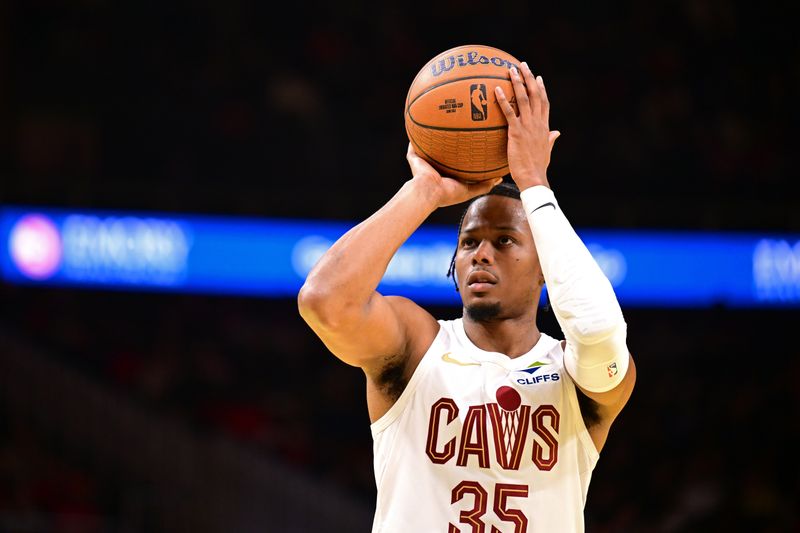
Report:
370,322,445,436
563,352,601,468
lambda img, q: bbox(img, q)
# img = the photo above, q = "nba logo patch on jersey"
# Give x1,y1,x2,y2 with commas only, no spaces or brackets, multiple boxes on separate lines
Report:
607,362,618,378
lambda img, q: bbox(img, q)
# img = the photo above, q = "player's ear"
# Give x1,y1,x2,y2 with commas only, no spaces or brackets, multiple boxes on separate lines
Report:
534,257,545,287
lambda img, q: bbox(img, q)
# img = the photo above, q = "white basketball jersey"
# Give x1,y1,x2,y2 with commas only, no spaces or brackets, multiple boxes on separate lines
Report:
371,318,599,533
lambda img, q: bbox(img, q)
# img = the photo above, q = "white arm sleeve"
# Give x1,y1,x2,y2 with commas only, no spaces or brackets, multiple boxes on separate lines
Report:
520,185,629,393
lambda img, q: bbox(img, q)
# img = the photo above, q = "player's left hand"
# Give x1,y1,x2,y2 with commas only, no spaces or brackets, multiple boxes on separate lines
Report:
495,62,560,190
407,143,501,208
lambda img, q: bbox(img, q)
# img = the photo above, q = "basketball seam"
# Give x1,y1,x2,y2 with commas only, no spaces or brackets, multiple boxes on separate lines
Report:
407,120,509,133
406,122,508,176
408,74,510,109
406,74,511,129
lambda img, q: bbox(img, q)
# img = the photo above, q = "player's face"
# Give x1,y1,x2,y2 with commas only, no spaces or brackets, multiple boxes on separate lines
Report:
455,195,543,319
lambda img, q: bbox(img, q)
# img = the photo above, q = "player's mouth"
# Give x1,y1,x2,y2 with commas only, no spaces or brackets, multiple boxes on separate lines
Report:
466,270,498,292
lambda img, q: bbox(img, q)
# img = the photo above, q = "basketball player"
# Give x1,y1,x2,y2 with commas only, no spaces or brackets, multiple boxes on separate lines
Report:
298,61,636,532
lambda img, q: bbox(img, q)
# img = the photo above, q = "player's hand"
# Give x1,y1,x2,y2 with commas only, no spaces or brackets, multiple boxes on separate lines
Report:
406,143,502,208
495,62,560,190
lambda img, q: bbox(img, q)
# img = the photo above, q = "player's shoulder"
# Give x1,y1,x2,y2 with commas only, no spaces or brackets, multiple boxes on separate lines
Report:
383,295,440,342
383,295,434,319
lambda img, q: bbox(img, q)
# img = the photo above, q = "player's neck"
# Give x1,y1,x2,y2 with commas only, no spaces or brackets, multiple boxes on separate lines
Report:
461,312,541,358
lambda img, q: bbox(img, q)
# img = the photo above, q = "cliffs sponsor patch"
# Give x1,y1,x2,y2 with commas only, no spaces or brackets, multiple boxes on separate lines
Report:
516,373,560,386
516,361,548,375
514,361,559,385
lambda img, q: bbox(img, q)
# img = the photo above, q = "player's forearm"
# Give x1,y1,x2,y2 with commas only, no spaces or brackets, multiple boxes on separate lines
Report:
298,179,438,320
520,185,629,393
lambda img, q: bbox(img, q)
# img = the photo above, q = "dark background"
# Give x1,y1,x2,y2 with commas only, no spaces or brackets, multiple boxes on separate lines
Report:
1,1,798,532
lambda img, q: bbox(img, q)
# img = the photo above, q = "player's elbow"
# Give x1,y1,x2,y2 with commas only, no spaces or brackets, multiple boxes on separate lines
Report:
558,292,625,346
571,317,625,346
297,282,356,331
564,324,629,394
298,282,332,326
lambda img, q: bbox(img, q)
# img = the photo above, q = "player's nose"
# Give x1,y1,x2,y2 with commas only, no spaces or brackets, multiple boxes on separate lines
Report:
471,240,495,265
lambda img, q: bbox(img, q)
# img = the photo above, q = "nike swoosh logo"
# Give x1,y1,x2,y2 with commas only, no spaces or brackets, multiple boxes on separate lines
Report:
530,202,555,214
441,352,481,367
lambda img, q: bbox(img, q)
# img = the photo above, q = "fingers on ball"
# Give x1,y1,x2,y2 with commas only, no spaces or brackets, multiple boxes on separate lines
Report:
510,66,530,112
494,87,514,119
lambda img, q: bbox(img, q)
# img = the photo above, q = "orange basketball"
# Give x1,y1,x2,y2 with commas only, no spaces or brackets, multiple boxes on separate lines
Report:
405,44,522,182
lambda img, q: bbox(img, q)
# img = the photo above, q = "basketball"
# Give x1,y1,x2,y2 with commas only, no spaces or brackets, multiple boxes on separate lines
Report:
405,44,522,182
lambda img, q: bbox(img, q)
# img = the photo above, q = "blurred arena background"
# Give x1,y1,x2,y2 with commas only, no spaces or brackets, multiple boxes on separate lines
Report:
1,1,798,532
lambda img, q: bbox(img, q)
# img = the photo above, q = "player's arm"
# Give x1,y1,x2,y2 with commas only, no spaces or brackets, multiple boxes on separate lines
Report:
497,62,636,444
297,145,501,377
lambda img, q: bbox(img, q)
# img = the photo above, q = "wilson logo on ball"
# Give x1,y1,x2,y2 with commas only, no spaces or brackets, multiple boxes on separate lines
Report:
470,84,488,121
430,50,519,77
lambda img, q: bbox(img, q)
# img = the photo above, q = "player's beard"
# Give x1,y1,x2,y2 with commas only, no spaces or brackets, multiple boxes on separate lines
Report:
465,301,502,323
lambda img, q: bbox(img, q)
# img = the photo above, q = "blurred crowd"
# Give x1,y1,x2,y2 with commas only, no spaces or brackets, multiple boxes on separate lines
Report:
2,284,376,526
2,284,798,531
0,411,107,533
3,1,797,230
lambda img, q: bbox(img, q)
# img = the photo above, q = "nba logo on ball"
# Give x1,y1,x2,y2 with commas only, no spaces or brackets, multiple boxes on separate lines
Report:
470,84,488,121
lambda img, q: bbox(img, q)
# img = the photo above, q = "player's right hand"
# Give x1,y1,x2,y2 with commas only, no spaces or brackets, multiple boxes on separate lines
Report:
406,143,502,208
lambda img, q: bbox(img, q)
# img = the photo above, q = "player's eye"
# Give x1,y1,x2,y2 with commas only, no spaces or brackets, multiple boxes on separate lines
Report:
498,236,514,246
460,238,476,248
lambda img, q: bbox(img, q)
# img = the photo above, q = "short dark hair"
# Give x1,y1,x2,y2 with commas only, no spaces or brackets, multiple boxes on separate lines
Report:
446,177,520,292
